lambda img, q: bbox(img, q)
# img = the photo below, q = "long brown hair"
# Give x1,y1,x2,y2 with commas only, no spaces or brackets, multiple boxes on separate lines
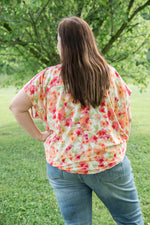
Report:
58,16,110,108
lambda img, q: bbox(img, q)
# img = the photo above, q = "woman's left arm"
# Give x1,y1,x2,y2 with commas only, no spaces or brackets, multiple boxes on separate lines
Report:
9,88,52,142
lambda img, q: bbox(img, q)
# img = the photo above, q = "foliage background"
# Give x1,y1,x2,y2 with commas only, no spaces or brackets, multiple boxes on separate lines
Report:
0,0,150,88
0,0,150,224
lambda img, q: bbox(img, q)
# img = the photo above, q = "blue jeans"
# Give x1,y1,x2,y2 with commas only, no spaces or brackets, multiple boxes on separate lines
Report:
47,156,144,225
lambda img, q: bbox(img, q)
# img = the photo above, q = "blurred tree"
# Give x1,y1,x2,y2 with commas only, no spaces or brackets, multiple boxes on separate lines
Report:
0,0,150,87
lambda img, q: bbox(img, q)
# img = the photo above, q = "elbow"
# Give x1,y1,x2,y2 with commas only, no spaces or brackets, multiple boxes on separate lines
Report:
129,116,132,123
9,102,17,113
9,102,13,111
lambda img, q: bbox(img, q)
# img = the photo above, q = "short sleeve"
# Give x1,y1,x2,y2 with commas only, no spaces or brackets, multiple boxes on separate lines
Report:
110,69,132,139
23,69,46,120
114,70,131,96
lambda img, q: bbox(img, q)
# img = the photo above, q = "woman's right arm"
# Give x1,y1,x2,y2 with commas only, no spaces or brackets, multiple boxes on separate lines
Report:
9,88,53,142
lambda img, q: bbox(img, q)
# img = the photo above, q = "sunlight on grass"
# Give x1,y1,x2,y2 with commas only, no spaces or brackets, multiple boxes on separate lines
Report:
0,87,17,128
129,84,150,137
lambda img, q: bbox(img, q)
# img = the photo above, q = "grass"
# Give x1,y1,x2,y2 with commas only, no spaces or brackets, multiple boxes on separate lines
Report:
0,85,150,225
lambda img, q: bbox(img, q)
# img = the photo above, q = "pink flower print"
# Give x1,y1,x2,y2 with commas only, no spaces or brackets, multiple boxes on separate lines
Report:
76,127,83,136
34,112,39,117
65,117,73,127
76,155,81,160
101,121,106,128
62,158,66,163
118,119,126,130
96,157,105,168
115,71,119,77
90,135,98,143
58,108,65,121
30,85,37,95
75,152,85,161
77,162,89,173
101,100,106,107
108,109,114,120
80,116,90,127
76,130,81,136
97,129,107,137
45,87,50,95
107,161,116,167
44,115,47,121
83,134,88,141
53,114,56,119
85,117,90,124
52,107,56,114
99,107,105,113
54,70,58,75
50,77,58,87
65,144,73,153
112,121,119,131
118,85,124,98
115,97,119,102
56,136,61,141
125,85,131,96
58,113,63,121
71,134,75,142
81,106,90,112
39,73,44,85
99,158,104,163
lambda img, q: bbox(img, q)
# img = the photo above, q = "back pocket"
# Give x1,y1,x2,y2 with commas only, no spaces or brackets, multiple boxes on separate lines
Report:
97,159,125,183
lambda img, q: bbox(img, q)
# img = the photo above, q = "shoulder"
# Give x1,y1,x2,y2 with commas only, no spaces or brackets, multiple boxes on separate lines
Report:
24,64,62,91
35,64,60,79
108,65,120,79
45,64,61,75
108,65,131,96
35,64,62,85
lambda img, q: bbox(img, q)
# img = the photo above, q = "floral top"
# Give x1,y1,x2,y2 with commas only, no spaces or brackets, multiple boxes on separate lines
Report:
24,64,131,174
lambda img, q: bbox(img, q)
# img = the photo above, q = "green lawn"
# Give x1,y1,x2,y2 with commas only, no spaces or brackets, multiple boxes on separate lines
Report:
0,86,150,225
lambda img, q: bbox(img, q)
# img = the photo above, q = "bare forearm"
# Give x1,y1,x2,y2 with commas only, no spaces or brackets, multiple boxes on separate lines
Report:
11,109,42,141
9,88,53,142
